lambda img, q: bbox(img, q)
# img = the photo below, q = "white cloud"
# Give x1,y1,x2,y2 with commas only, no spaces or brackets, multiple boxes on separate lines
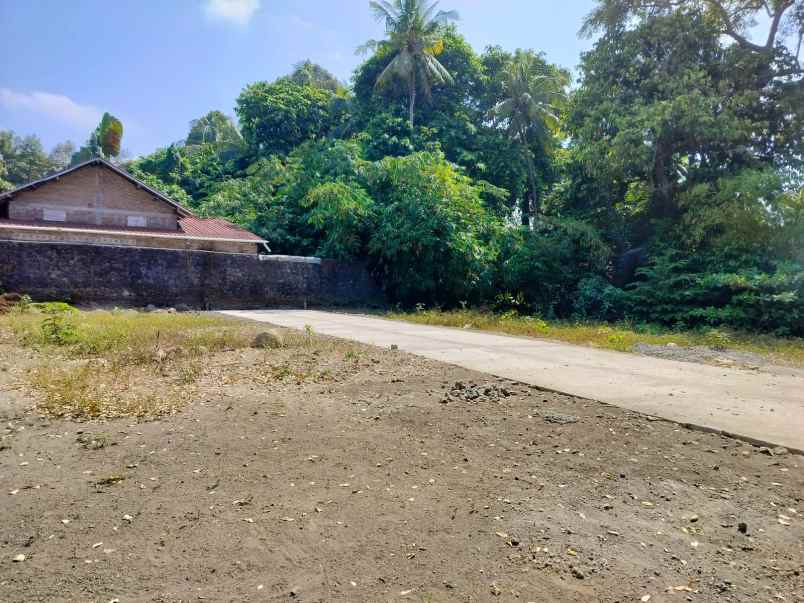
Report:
0,88,102,130
204,0,261,26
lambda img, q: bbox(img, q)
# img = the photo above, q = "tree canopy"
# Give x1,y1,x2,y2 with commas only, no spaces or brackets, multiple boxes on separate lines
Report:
8,0,798,334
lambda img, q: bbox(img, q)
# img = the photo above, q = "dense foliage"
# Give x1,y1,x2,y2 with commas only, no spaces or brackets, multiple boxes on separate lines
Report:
5,1,802,335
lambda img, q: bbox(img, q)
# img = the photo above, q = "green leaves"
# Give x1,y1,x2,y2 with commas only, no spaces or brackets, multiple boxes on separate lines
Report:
303,181,374,259
365,0,460,125
236,81,339,156
98,113,123,158
367,150,501,305
0,132,53,184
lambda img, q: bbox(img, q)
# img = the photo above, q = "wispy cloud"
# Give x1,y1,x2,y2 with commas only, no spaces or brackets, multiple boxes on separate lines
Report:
204,0,261,26
0,88,102,130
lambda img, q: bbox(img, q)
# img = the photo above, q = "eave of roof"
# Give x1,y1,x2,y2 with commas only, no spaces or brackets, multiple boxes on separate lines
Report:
0,219,267,245
179,217,265,242
0,157,194,217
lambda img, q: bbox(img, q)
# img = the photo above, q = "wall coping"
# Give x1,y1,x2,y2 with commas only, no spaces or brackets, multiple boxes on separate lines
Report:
259,254,322,265
0,236,262,256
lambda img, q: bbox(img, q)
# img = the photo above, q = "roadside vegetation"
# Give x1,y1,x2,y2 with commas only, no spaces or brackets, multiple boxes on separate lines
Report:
390,309,804,368
2,1,802,337
0,300,360,419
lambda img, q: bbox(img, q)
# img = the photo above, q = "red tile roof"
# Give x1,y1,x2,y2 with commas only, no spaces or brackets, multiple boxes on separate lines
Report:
179,217,265,242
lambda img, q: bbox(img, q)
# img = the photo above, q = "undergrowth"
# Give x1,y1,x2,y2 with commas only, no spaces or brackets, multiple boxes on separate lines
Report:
0,305,368,419
388,309,804,367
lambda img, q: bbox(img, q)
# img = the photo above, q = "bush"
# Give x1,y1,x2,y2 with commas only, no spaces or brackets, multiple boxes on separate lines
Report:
573,276,626,320
366,151,501,306
622,251,804,336
39,303,78,346
496,218,611,317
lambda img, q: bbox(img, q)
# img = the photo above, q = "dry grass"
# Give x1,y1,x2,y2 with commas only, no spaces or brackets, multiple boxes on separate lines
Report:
0,306,371,419
387,309,804,367
0,307,257,419
3,308,253,361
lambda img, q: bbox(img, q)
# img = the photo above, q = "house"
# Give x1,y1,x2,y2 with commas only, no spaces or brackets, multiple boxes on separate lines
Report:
0,158,267,254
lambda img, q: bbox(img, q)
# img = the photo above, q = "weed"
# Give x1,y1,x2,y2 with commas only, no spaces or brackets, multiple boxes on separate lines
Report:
703,328,733,351
40,304,78,346
387,309,804,367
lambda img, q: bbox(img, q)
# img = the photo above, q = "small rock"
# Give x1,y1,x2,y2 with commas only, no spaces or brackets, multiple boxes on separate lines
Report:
689,514,699,523
772,447,789,456
737,522,748,534
544,414,579,425
252,330,284,349
12,554,26,562
122,514,133,522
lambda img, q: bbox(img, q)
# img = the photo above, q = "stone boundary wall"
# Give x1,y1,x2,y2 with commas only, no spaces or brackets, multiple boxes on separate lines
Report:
0,240,384,309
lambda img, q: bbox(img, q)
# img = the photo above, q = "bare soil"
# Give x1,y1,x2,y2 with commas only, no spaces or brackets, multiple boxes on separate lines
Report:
1,329,802,602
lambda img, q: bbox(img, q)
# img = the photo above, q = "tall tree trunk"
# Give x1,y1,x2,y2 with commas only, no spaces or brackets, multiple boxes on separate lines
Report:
523,142,538,227
651,139,674,219
408,76,416,128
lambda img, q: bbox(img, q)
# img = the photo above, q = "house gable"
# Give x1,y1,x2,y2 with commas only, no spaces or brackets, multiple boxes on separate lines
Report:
0,158,268,254
4,161,183,231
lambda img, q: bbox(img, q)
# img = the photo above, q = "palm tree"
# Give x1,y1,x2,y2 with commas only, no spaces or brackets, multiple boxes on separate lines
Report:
364,0,459,127
491,51,568,225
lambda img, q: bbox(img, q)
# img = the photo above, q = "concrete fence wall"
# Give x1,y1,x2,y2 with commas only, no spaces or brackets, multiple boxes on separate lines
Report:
0,240,384,309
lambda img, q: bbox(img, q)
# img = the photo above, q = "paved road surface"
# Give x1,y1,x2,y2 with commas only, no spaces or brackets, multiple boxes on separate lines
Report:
222,310,804,452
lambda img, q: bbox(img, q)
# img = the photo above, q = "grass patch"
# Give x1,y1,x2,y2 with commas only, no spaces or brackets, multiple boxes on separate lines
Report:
0,307,264,419
387,309,804,367
0,305,366,419
3,307,252,363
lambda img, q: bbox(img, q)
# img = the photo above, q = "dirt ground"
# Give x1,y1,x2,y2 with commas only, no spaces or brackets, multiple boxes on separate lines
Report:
1,324,802,602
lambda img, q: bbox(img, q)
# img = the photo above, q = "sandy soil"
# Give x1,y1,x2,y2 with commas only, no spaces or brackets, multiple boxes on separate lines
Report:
1,332,802,602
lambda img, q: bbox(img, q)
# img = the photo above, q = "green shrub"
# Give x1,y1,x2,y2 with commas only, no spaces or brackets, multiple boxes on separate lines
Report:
622,251,804,336
496,218,610,317
367,151,502,306
39,303,78,346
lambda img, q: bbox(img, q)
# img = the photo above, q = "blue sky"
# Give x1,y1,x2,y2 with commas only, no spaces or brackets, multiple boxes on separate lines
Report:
0,0,598,157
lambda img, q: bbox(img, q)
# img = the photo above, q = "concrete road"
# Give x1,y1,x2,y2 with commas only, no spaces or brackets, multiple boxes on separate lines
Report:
222,309,804,452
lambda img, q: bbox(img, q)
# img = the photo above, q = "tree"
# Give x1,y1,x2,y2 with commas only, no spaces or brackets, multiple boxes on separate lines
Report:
98,113,123,158
0,132,52,185
566,10,803,237
236,80,338,155
280,60,343,93
0,152,11,192
582,0,803,78
186,110,243,148
48,141,76,171
366,150,501,305
129,144,189,186
71,113,125,165
363,0,459,127
489,50,568,224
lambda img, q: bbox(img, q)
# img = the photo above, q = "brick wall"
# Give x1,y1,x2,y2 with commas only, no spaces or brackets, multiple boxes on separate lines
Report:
0,240,384,309
8,166,179,230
